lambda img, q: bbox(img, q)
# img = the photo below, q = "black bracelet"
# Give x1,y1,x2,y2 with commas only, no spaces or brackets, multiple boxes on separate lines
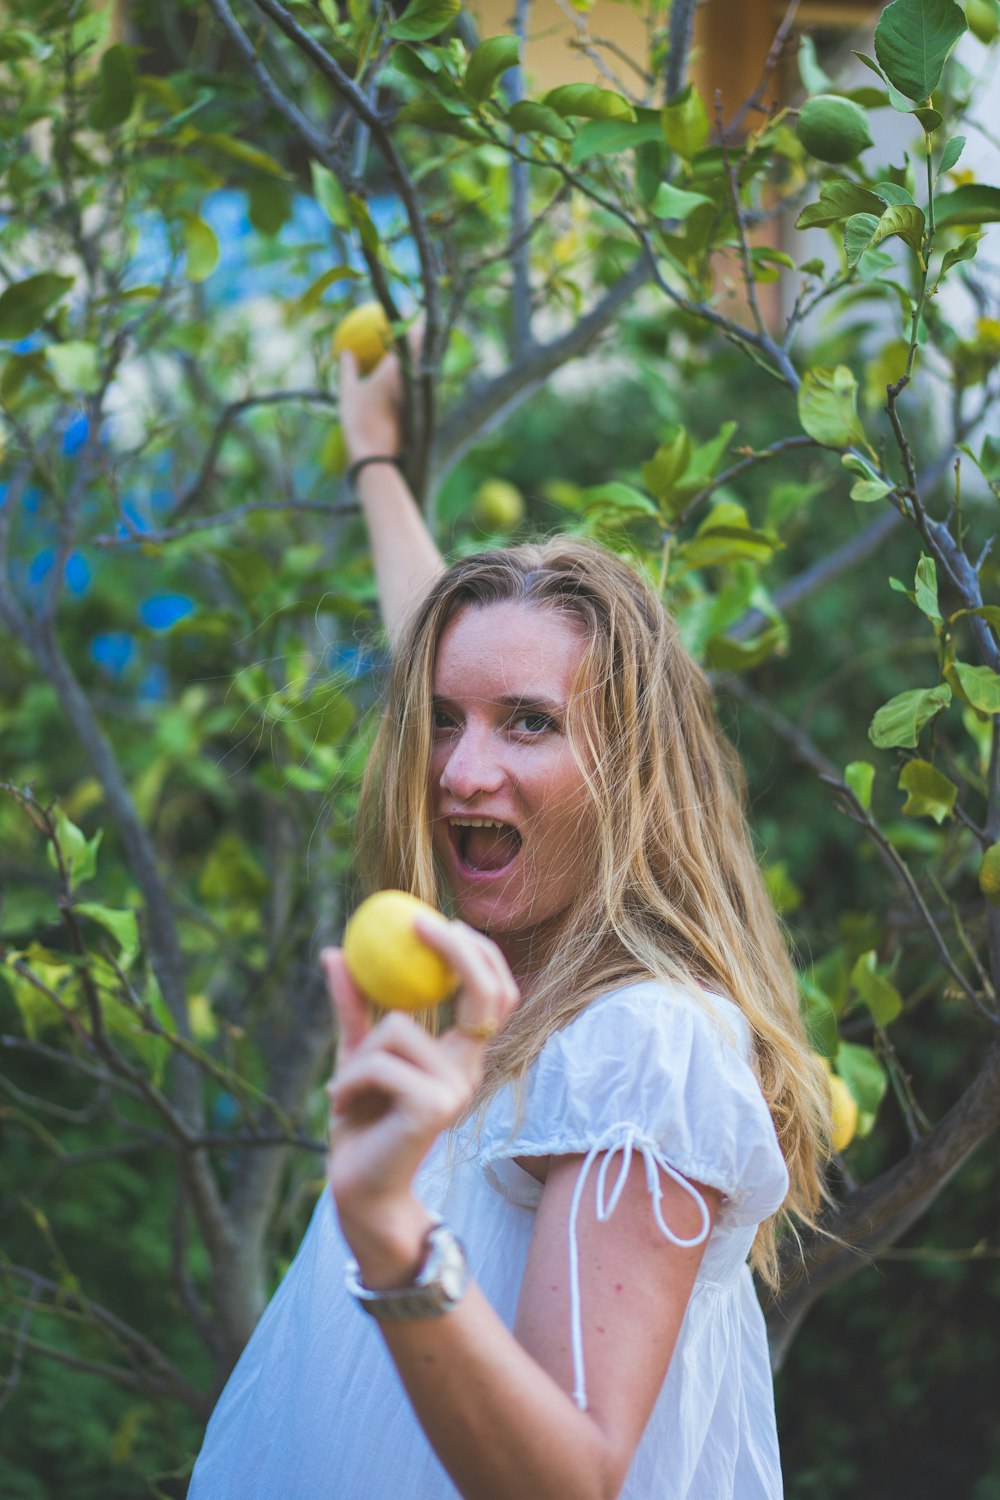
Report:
346,454,402,489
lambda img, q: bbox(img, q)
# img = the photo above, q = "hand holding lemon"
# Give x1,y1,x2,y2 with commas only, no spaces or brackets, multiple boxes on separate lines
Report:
342,890,459,1012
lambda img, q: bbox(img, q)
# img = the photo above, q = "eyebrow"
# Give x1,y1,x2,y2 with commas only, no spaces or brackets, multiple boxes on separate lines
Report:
432,692,566,715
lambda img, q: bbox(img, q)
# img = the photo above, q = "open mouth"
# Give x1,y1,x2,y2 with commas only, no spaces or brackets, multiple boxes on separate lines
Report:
447,817,523,876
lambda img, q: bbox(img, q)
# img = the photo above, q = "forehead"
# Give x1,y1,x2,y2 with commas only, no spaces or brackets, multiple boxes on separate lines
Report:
432,601,587,701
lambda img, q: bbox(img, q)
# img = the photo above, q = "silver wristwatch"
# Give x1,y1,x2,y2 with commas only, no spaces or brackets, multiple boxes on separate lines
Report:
345,1216,469,1321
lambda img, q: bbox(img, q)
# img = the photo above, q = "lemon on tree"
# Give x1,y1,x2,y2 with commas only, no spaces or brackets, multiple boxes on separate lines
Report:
342,890,458,1011
796,94,873,165
819,1057,859,1152
332,302,392,376
473,478,524,533
979,843,1000,906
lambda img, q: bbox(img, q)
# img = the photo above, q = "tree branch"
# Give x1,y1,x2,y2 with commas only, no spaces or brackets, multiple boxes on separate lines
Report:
766,1036,1000,1369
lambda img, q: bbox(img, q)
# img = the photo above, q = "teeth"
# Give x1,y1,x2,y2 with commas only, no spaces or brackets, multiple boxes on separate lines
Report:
449,817,507,829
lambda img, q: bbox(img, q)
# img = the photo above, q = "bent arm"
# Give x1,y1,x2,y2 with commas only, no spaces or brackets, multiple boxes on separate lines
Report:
339,348,444,648
344,1158,719,1500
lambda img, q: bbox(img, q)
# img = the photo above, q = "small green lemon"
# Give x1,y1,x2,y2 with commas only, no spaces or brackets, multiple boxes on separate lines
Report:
473,478,524,533
332,302,392,376
966,0,1000,44
797,95,873,165
978,843,1000,906
342,890,458,1011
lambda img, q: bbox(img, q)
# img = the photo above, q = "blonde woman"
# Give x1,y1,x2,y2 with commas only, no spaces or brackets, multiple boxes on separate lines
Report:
188,351,830,1500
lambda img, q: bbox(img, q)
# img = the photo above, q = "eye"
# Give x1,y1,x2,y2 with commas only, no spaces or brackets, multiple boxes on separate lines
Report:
432,706,458,732
511,711,556,735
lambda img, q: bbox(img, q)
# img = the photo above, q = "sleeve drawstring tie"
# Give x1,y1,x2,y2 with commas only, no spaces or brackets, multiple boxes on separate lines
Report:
567,1124,712,1411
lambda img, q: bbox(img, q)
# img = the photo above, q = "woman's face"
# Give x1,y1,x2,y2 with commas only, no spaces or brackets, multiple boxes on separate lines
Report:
429,600,593,962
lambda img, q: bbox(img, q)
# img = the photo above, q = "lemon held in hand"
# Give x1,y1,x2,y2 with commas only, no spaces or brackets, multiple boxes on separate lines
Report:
342,891,459,1012
332,302,392,376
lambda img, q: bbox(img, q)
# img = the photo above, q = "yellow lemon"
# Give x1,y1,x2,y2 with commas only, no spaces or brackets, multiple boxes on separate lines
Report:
829,1073,859,1152
332,302,392,376
342,890,458,1011
979,843,1000,906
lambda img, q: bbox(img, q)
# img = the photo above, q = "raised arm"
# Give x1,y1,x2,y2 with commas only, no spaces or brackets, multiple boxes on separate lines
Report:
339,349,444,648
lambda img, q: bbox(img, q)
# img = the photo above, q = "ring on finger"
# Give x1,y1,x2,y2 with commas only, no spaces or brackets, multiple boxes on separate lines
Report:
454,1017,500,1042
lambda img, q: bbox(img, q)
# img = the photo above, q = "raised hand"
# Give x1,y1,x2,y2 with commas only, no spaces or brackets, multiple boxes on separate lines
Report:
322,916,519,1239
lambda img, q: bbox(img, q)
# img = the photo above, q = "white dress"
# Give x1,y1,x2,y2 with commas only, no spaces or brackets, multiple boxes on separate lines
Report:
189,980,790,1499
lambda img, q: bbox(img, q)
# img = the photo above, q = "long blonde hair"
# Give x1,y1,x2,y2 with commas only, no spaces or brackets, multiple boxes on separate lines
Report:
357,537,830,1284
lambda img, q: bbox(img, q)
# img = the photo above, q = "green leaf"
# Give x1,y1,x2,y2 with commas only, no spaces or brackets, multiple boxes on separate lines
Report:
398,97,486,141
837,1041,889,1117
938,232,982,278
797,365,866,449
507,101,574,140
844,204,926,266
390,0,462,42
845,760,875,809
348,193,383,256
464,34,519,102
914,554,941,623
249,178,293,236
0,273,74,340
543,84,635,121
661,85,710,157
578,482,659,517
912,105,944,132
798,34,833,95
651,181,714,222
200,132,289,178
938,134,966,174
44,340,101,395
933,184,1000,226
869,684,951,748
853,49,920,112
851,950,904,1024
198,834,269,905
46,809,102,892
181,214,219,282
569,112,663,165
796,181,888,229
76,902,141,969
950,662,1000,713
950,605,1000,630
298,266,358,314
88,43,136,130
897,758,957,822
800,981,839,1056
310,163,350,228
705,626,785,672
851,477,895,502
874,0,967,102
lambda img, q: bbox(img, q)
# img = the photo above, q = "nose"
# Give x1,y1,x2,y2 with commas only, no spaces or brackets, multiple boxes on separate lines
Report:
438,722,506,802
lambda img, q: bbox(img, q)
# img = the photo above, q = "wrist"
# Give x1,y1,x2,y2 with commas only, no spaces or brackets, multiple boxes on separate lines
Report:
346,454,402,491
336,1194,434,1291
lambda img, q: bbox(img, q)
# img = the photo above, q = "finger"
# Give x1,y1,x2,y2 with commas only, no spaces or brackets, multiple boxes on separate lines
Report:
413,916,519,1053
338,348,359,395
328,1048,471,1129
322,948,372,1062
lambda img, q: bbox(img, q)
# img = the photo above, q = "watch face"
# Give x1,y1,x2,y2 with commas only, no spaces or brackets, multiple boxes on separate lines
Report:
422,1226,468,1303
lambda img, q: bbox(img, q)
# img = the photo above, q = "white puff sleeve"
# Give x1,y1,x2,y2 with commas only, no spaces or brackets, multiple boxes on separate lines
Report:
476,979,789,1410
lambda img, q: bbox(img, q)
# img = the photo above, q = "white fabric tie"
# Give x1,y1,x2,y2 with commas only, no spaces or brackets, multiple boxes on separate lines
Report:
567,1123,712,1411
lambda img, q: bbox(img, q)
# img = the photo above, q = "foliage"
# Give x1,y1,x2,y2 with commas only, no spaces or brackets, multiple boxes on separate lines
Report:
1,0,999,1492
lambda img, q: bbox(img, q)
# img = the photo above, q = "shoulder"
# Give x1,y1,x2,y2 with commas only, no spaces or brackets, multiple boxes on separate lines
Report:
481,977,789,1224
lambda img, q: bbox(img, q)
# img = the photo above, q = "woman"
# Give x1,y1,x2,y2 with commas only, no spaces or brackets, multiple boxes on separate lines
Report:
188,350,830,1499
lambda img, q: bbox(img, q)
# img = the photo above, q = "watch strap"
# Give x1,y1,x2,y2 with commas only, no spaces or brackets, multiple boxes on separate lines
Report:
346,1217,469,1322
